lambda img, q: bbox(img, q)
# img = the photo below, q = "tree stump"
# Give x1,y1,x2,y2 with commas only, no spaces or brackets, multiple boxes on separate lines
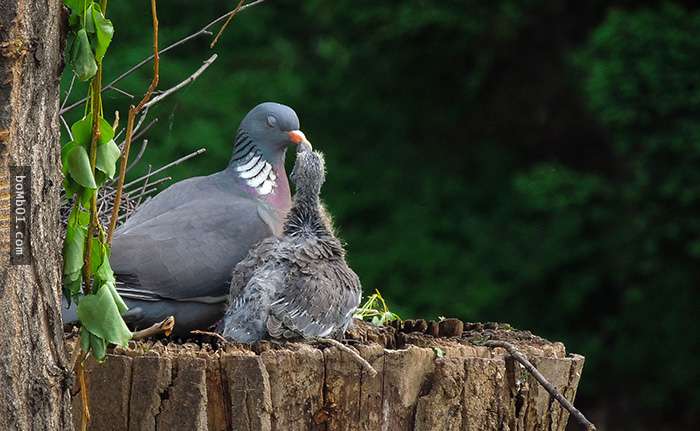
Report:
69,321,585,431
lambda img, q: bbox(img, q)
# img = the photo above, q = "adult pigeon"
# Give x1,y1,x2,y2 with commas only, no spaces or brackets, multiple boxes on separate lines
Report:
62,102,307,335
221,141,362,343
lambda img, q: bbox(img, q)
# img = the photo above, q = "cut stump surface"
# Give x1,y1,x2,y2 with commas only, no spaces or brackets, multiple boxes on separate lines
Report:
68,320,585,431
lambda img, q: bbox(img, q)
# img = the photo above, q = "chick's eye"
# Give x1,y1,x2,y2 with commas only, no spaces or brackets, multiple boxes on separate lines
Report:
266,115,277,128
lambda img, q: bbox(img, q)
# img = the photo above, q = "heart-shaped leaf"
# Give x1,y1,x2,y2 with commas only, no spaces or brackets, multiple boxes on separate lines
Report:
70,117,92,146
77,285,132,349
67,145,96,189
63,220,86,276
96,139,121,178
91,4,114,62
70,28,97,81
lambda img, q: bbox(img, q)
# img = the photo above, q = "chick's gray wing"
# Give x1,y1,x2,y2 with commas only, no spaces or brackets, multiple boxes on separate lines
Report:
111,191,276,302
267,260,362,339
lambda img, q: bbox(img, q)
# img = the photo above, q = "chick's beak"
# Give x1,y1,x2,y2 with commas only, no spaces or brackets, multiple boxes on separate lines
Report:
288,130,308,145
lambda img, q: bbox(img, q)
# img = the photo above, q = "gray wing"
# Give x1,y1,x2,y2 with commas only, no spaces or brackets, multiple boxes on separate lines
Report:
266,259,362,339
111,189,276,302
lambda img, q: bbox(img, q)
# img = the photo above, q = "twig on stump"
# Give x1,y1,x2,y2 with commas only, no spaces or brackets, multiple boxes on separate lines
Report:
316,337,377,377
190,329,228,344
131,316,175,340
484,340,596,431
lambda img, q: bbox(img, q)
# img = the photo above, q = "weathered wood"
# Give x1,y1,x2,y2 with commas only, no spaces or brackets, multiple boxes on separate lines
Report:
68,323,587,431
0,0,71,429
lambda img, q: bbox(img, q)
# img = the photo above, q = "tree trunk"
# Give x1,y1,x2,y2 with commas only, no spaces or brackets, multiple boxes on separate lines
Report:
0,0,72,429
68,321,586,431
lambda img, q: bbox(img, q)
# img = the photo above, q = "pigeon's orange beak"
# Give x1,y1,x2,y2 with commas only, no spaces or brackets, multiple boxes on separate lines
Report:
288,130,307,145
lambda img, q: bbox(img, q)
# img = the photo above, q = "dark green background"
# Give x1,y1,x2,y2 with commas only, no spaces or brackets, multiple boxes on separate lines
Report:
61,1,700,428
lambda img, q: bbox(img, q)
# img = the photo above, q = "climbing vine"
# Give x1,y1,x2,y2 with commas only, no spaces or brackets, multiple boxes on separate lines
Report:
62,0,131,362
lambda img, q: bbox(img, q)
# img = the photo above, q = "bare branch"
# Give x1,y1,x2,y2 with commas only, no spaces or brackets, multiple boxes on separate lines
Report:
316,338,377,377
144,54,218,109
109,86,134,98
107,0,160,244
210,0,245,49
131,316,175,340
125,138,150,174
60,115,74,141
60,74,76,112
59,0,267,115
484,340,596,431
123,148,206,189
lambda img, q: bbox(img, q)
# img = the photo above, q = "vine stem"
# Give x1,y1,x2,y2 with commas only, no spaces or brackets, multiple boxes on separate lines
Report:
83,58,103,294
106,0,159,244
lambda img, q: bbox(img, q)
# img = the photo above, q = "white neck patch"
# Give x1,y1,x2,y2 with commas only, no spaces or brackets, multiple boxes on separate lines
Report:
234,149,277,196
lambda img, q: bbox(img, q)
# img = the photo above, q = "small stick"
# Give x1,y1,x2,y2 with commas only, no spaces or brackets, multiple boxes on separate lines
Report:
484,340,596,431
144,54,218,109
60,74,76,112
131,316,175,340
125,139,149,174
316,338,377,377
77,351,90,431
110,86,134,98
210,0,245,48
123,148,206,188
191,329,228,344
60,115,74,141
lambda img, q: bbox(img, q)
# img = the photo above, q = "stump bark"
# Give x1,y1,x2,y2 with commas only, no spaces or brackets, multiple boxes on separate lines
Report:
69,321,585,431
0,0,73,429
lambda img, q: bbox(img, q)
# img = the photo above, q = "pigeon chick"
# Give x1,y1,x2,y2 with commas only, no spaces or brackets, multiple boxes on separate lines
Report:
221,141,362,343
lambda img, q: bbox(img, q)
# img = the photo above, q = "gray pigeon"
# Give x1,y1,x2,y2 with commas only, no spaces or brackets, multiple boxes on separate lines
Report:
221,141,362,343
63,102,307,335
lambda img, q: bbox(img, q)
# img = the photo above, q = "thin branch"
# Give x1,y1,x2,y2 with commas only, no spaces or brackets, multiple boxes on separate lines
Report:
125,138,150,174
131,316,175,340
127,175,171,193
109,86,134,98
144,54,218,109
60,115,74,141
123,148,206,189
61,74,76,111
59,0,267,115
484,340,596,431
107,0,160,244
210,0,245,48
134,164,152,211
191,329,227,343
316,338,377,377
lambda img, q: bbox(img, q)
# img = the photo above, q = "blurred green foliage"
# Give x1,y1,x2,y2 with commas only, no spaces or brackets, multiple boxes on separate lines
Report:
60,1,700,427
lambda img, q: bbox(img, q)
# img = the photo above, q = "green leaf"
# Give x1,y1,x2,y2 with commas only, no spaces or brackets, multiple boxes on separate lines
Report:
71,117,92,146
80,326,90,353
64,0,88,28
106,281,128,315
63,221,86,276
91,4,114,62
61,140,78,176
77,285,132,348
96,139,121,178
432,347,445,358
98,118,115,144
66,145,96,189
70,28,97,81
90,333,107,362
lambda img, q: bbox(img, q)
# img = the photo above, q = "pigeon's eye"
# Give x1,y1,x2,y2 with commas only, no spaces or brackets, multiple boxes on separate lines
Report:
266,115,277,128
